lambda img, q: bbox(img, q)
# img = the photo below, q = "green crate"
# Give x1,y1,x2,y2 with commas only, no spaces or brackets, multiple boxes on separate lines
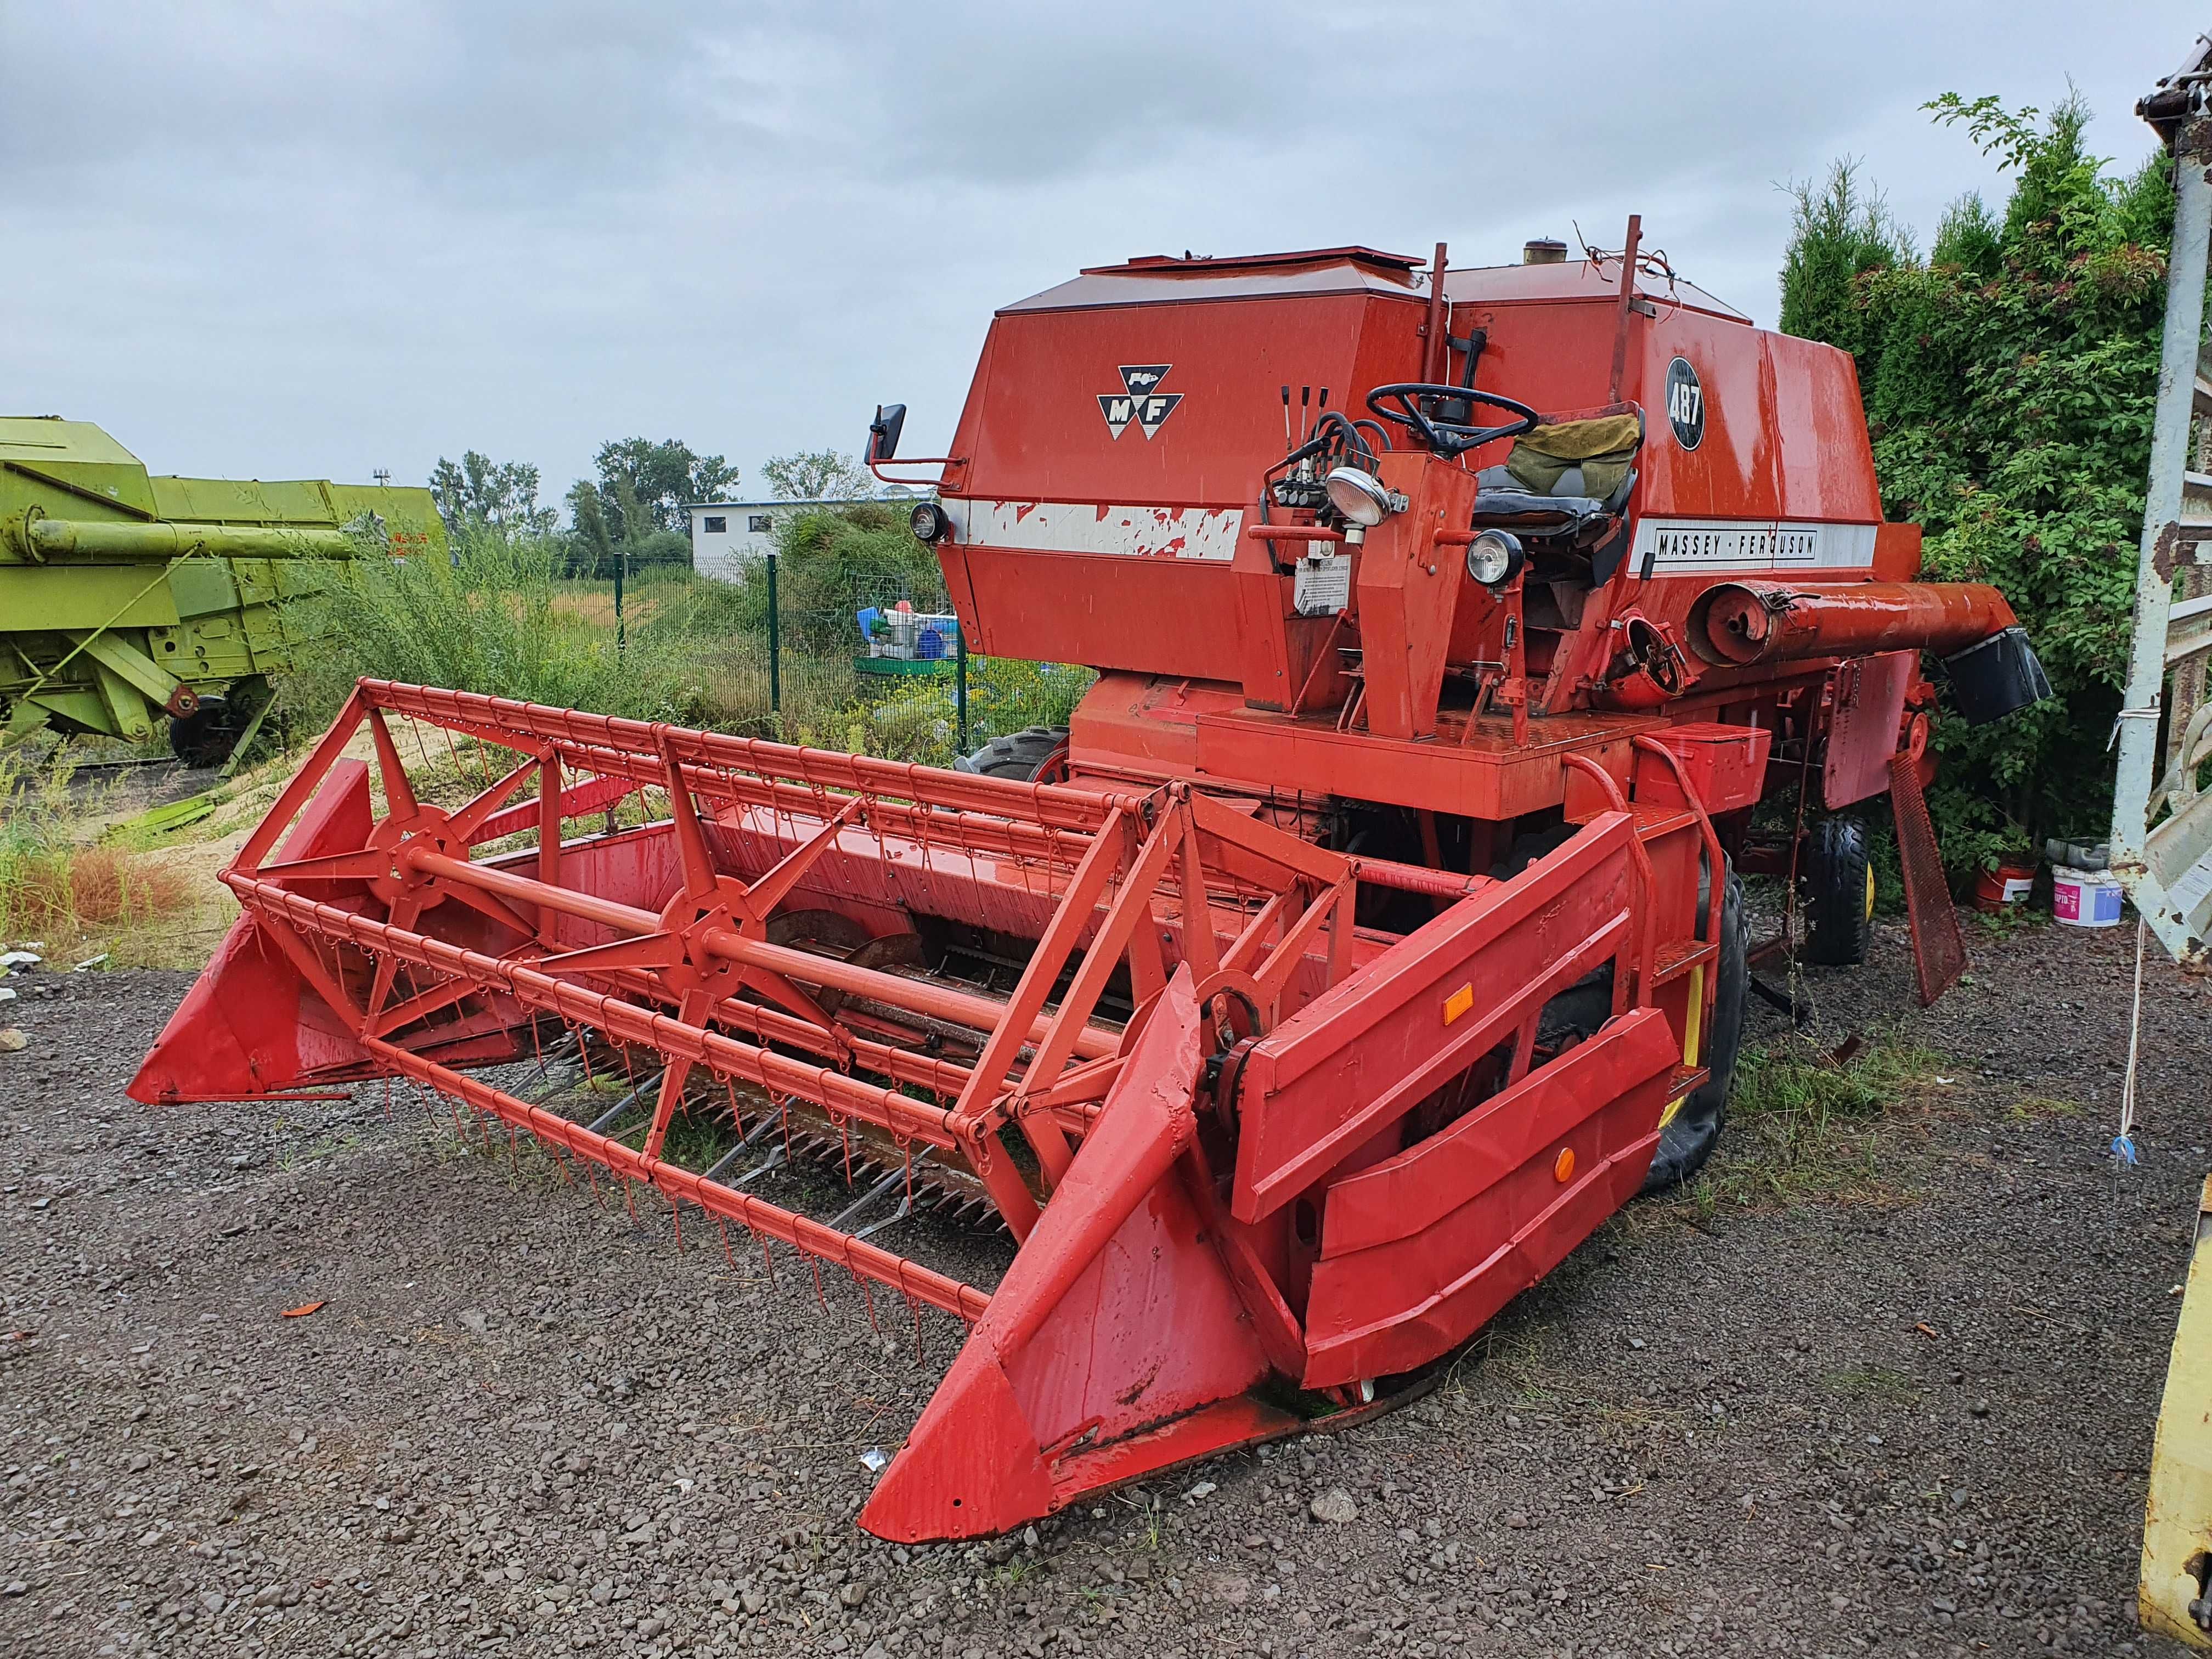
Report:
853,654,956,678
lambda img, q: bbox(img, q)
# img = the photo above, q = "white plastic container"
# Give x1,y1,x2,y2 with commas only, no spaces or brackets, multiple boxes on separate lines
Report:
2052,867,2124,928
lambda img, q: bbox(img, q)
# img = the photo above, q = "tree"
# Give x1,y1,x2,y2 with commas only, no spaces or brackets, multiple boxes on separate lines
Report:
428,451,558,535
586,438,739,534
760,449,872,501
1779,92,2173,867
565,473,693,579
566,479,615,577
1776,159,1912,361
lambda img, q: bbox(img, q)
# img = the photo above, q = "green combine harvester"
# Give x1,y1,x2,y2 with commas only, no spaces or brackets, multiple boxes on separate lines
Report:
1,416,444,765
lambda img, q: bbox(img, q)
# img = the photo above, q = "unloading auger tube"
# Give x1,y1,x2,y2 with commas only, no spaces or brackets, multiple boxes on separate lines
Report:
133,679,1689,1540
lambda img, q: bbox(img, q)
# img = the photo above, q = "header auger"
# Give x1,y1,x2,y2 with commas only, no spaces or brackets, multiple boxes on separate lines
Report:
140,222,2049,1540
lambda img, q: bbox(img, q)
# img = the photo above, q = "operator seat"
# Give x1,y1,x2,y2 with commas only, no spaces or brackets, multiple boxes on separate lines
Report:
1468,409,1643,542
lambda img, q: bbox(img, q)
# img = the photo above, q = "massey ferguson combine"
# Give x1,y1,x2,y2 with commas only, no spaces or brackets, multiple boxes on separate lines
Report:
132,225,2048,1542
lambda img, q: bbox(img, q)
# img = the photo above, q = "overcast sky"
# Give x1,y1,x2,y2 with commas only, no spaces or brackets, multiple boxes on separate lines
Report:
4,3,2202,507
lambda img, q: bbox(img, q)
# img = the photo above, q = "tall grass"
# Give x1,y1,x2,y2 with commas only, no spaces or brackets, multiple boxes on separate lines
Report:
283,524,726,727
276,516,1093,768
0,749,193,941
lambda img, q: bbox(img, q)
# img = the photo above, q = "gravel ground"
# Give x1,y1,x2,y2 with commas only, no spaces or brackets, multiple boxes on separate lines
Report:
1,909,2207,1659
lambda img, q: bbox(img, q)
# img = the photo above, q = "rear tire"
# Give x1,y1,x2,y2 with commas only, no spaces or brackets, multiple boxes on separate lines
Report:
955,725,1069,783
1803,816,1874,967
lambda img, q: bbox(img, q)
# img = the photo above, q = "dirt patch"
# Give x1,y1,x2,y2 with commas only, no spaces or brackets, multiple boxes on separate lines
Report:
0,913,2205,1657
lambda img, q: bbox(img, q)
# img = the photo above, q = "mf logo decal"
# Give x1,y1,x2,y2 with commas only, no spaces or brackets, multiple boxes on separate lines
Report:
1664,356,1705,451
1099,364,1182,441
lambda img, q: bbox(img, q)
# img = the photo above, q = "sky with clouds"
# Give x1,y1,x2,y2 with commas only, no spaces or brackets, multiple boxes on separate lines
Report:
5,3,2203,506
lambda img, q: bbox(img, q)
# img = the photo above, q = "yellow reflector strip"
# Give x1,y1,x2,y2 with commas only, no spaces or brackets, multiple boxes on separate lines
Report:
1443,984,1474,1025
1657,1094,1685,1128
1682,963,1704,1068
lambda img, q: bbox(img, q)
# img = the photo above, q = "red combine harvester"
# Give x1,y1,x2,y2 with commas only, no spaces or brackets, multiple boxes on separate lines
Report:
133,228,2047,1542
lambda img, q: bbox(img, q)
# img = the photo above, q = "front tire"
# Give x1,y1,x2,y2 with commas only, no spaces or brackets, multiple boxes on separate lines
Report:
1527,864,1747,1194
954,725,1069,783
168,697,239,768
1642,867,1748,1192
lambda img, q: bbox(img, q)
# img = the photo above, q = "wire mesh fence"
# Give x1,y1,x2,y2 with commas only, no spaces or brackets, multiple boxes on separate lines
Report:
747,553,1092,768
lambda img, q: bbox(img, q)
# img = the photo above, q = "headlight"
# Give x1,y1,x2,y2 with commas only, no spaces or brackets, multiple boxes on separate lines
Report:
1324,466,1396,528
909,502,951,543
1465,529,1524,586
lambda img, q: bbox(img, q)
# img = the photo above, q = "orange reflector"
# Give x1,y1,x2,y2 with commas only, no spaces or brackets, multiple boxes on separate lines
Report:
1443,984,1474,1025
1553,1147,1575,1183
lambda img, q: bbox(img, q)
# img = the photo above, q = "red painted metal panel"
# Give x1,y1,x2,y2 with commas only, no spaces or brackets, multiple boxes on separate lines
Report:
942,545,1239,681
1352,454,1479,740
1302,1007,1677,1387
1317,1006,1678,1258
1231,815,1639,1223
1192,707,1654,822
947,291,1418,512
1632,306,1881,526
1824,652,1914,809
130,759,378,1103
861,968,1274,1542
1640,721,1773,816
1889,751,1970,1006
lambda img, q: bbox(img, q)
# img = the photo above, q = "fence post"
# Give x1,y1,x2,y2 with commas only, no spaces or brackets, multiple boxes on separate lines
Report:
613,553,626,660
766,551,781,717
955,618,969,755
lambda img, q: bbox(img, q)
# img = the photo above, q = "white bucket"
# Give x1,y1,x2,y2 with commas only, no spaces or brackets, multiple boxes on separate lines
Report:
2052,868,2124,928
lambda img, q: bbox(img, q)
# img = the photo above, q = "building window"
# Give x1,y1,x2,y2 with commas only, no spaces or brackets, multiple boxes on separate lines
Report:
748,514,773,534
702,515,727,534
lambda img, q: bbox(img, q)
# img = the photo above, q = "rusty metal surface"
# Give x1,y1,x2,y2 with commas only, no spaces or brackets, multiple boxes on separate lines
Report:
1824,653,1915,810
1887,751,1967,1007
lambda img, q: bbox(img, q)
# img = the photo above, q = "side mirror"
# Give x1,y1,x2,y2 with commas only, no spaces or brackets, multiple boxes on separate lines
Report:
867,403,907,464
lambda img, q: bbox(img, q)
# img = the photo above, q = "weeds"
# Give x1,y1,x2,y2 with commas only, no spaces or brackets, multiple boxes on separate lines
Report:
282,524,723,728
1668,1031,1950,1214
1973,902,2047,939
0,747,195,944
276,518,1091,769
1822,1364,1922,1401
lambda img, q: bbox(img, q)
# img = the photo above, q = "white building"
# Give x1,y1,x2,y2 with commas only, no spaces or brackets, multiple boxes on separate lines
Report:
686,496,915,582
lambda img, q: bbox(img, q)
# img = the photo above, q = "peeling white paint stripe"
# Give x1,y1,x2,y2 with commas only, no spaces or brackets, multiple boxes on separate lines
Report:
1632,517,1878,576
941,500,1244,561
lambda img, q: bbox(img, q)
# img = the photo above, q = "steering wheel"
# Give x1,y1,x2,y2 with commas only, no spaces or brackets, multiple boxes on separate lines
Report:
1365,382,1540,456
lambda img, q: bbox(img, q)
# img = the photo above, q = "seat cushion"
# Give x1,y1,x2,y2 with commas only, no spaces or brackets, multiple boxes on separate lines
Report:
1501,411,1642,500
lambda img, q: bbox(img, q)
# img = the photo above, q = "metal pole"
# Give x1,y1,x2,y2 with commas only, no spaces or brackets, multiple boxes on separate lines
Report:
766,551,781,716
955,616,969,753
614,552,626,660
2112,117,2212,887
1607,214,1643,406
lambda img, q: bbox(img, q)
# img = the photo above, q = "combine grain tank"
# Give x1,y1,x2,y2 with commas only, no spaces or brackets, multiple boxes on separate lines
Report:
134,221,2044,1541
1,416,444,763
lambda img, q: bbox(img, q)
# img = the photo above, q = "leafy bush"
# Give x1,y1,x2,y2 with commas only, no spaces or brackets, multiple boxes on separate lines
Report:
1781,94,2172,867
762,504,946,651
